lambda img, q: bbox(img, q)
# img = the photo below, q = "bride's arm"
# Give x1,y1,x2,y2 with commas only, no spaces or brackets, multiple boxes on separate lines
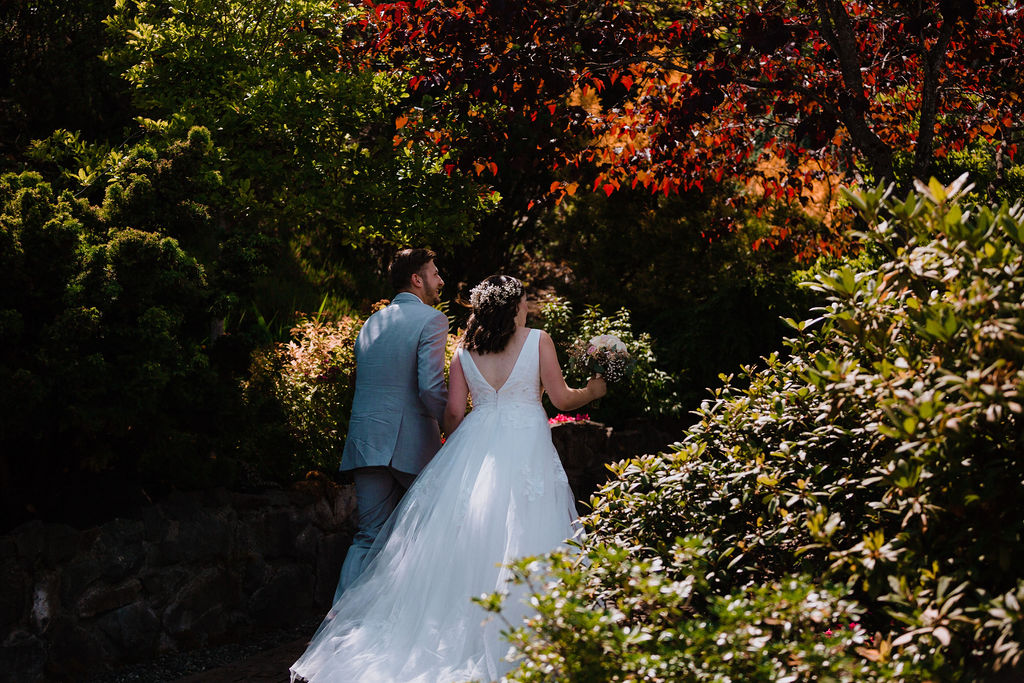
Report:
538,330,607,412
443,353,469,436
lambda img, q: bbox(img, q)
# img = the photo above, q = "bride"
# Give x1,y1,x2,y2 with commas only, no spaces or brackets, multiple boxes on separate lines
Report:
290,274,606,683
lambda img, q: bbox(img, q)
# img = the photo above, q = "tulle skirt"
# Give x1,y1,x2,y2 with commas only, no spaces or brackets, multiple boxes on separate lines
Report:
290,400,579,683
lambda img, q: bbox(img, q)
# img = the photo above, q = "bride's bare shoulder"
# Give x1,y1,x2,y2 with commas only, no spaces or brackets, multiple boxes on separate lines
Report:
532,328,554,344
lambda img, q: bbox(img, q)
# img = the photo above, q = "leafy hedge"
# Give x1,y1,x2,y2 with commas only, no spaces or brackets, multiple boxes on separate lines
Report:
243,314,361,480
0,128,278,528
534,296,679,422
498,177,1024,681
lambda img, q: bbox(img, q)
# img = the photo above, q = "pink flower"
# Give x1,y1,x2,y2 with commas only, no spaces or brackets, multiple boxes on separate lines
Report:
548,413,591,425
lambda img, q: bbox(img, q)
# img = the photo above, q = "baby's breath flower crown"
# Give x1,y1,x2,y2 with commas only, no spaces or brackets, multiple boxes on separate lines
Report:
469,277,523,310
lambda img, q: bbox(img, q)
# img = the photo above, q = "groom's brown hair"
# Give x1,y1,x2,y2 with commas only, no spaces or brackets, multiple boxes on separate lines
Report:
389,248,437,291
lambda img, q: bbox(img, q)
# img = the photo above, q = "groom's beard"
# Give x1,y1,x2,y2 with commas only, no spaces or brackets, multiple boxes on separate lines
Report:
425,285,442,305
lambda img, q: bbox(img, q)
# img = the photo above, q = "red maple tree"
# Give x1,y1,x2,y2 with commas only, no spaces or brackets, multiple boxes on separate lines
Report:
342,0,1023,254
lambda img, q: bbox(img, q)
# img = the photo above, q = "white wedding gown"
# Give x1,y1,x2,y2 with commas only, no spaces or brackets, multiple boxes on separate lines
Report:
290,328,580,683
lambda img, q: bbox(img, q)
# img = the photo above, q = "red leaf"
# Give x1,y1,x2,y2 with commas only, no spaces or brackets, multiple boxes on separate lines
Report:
603,183,615,197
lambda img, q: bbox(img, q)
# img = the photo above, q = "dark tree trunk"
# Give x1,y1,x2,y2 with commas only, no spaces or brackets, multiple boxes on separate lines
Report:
815,0,896,185
912,16,956,182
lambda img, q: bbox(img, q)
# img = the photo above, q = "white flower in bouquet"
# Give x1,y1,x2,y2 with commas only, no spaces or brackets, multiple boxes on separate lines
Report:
588,334,628,354
570,333,635,383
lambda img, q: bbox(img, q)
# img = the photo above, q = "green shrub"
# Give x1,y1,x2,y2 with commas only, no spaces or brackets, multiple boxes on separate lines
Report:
495,540,909,682
0,130,286,526
533,296,679,422
243,314,362,479
499,176,1024,681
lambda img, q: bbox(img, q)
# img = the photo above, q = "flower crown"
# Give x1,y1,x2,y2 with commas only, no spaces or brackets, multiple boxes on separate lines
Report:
469,278,522,310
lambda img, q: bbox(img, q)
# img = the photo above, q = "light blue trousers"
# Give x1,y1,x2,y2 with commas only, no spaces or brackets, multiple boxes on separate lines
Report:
333,466,417,603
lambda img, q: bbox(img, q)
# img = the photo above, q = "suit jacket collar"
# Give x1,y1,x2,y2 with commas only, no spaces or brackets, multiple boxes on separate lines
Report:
392,291,424,306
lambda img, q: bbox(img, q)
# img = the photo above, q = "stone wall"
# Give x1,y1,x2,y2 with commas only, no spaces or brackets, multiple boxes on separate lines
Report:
1,481,355,682
0,420,671,682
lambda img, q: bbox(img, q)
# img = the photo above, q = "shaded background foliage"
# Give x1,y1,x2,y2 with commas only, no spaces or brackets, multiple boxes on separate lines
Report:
533,183,815,406
0,0,132,157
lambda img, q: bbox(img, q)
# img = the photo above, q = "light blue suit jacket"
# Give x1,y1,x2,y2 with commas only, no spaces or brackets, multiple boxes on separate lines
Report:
340,292,449,475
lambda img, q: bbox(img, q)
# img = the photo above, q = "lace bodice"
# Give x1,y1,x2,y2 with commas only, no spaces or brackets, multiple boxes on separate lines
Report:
458,328,543,410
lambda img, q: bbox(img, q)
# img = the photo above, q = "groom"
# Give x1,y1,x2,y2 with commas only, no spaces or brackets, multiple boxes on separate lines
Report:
334,248,449,600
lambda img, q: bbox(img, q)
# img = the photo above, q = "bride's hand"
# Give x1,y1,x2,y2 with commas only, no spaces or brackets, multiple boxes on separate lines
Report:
587,375,607,401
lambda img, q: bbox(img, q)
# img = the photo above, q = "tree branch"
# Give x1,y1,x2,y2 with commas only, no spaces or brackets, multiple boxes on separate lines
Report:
912,15,956,181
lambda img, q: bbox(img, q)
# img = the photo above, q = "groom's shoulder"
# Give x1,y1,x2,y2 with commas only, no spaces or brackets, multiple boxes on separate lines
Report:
426,305,448,323
416,306,449,336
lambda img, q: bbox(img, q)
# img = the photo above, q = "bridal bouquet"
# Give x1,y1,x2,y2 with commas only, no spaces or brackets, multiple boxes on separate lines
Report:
568,334,636,383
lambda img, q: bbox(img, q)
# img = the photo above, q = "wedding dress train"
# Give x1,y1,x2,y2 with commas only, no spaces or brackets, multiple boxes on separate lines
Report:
290,328,579,682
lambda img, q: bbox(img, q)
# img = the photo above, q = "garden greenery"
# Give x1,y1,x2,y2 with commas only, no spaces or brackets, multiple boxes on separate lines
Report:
244,314,361,479
534,185,813,412
494,176,1024,681
103,0,492,253
2,0,498,525
0,140,243,515
533,296,679,421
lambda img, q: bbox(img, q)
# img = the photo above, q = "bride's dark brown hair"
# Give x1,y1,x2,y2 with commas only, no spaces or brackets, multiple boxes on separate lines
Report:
461,275,524,354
